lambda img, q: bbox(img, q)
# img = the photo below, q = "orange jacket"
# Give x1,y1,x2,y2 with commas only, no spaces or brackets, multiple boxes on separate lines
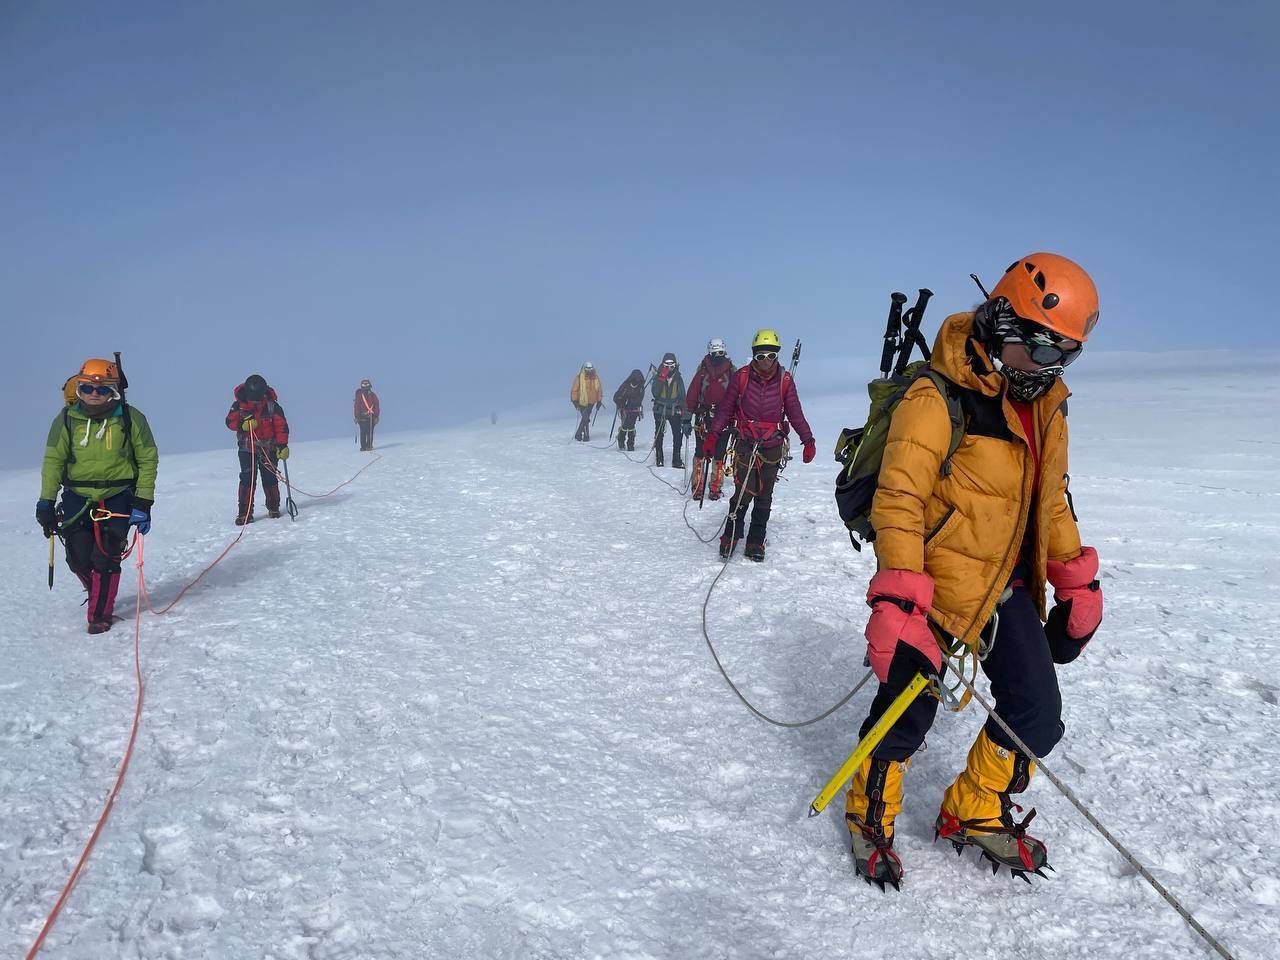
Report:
570,370,603,406
871,312,1082,647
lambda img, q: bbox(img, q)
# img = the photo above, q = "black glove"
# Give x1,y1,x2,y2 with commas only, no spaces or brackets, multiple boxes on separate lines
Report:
36,499,57,538
1044,600,1097,664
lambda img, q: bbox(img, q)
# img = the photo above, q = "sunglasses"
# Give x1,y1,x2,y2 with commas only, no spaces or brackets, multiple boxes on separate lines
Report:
662,360,676,367
1015,320,1082,368
754,351,778,362
77,383,116,397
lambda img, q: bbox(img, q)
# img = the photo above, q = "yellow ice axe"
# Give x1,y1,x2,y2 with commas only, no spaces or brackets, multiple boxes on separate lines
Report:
47,535,55,590
808,671,932,817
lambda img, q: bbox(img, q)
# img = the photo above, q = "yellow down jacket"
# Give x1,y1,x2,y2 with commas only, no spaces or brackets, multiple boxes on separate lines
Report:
871,312,1082,647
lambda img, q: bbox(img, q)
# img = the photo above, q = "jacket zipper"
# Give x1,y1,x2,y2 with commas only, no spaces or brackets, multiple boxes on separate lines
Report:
925,506,956,544
958,391,1069,642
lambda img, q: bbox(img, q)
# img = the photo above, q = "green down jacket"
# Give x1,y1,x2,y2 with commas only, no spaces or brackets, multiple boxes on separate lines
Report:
40,402,159,503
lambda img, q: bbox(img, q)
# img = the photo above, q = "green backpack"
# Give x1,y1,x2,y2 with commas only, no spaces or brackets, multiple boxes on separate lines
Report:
833,362,965,550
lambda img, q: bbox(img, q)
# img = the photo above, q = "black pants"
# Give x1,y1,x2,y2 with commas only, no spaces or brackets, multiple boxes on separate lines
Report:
725,438,782,545
60,489,132,623
574,405,593,442
866,564,1064,761
618,409,641,450
239,448,280,510
60,490,132,579
357,417,375,450
653,412,685,465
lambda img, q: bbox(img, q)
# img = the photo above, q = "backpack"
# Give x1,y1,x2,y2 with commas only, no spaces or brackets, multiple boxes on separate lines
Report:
833,363,965,551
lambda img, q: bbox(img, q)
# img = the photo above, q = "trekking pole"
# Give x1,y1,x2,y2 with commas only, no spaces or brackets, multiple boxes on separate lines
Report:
879,293,908,380
809,672,931,817
47,535,55,590
608,405,619,441
789,339,803,377
894,288,934,376
281,459,299,520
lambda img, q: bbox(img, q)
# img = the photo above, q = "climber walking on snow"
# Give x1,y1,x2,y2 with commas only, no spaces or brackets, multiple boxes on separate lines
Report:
226,374,291,524
651,353,688,468
354,378,380,451
570,362,604,442
37,358,159,634
686,338,737,502
613,369,647,451
704,330,815,561
844,253,1105,891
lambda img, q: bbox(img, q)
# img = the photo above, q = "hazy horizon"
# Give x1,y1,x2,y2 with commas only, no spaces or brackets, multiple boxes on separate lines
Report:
4,1,1276,468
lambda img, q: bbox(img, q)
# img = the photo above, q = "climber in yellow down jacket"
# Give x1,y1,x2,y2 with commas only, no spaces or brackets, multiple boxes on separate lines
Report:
847,254,1105,889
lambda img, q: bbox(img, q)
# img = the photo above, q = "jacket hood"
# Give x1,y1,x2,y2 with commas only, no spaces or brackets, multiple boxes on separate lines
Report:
235,382,279,404
931,311,1070,408
627,369,644,385
661,352,678,366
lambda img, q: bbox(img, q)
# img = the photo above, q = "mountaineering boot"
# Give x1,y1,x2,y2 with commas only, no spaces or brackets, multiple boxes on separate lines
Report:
672,448,684,470
655,448,664,468
627,433,635,451
845,757,910,891
236,484,254,525
708,461,725,500
745,509,770,561
691,459,706,502
87,570,120,635
265,486,282,519
935,730,1051,881
718,530,739,560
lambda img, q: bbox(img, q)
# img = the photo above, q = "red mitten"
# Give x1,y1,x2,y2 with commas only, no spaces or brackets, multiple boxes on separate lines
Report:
1045,546,1103,663
802,438,816,464
864,569,940,683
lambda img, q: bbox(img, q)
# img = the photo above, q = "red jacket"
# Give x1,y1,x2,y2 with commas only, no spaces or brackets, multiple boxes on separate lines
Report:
707,363,813,450
354,389,380,422
226,385,290,450
685,355,736,414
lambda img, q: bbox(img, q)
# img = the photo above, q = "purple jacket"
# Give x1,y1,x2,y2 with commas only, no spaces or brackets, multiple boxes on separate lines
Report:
708,364,813,449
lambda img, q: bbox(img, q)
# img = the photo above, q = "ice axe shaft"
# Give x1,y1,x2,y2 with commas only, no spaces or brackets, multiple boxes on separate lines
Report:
282,459,299,520
47,535,55,590
809,672,931,817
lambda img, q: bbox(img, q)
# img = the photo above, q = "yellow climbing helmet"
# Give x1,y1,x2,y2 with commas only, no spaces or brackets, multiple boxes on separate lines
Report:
751,329,782,351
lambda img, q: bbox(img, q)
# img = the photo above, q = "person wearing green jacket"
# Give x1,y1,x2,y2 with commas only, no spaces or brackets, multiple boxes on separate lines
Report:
36,358,159,634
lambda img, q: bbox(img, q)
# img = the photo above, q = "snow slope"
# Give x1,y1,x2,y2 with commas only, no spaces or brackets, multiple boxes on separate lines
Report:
1,361,1277,960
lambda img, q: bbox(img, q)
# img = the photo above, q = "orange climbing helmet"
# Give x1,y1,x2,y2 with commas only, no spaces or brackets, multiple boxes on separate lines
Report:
990,253,1100,342
75,358,121,385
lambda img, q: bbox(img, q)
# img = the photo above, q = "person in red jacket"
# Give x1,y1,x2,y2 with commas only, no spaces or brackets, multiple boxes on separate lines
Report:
685,337,737,502
354,378,380,451
225,374,291,524
704,330,816,561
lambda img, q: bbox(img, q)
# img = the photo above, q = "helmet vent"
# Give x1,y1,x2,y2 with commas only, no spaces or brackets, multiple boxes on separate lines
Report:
1033,270,1046,291
1043,293,1060,309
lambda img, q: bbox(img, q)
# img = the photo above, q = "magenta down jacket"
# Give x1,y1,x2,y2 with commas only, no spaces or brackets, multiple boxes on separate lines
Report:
707,364,813,450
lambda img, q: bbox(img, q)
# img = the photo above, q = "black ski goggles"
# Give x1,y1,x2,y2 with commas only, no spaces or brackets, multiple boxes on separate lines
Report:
754,350,778,361
1013,319,1082,368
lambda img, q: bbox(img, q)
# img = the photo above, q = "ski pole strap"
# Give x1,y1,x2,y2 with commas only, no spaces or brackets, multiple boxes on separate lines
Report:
809,672,932,817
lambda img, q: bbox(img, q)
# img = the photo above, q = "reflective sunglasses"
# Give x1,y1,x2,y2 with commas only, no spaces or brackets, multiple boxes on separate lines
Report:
78,382,116,397
662,359,676,367
754,350,778,362
1015,320,1082,368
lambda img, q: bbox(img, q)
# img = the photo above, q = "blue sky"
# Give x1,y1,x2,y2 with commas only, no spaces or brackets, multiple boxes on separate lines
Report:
3,1,1276,464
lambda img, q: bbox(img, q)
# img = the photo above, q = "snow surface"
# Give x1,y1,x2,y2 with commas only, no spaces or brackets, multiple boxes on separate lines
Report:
2,362,1278,960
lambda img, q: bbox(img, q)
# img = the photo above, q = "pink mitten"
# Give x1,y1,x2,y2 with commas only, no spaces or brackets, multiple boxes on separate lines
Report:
865,570,940,683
